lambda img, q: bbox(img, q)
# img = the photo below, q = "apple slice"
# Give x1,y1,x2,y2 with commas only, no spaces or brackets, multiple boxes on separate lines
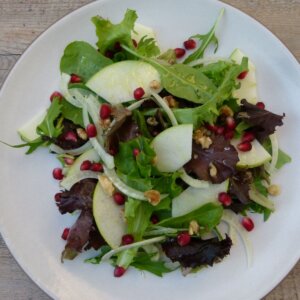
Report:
93,183,126,249
18,110,46,142
230,48,257,104
231,139,271,168
172,180,229,217
86,60,162,104
151,124,193,172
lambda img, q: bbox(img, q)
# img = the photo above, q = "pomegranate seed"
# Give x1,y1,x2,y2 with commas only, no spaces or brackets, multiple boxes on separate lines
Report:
54,192,62,202
105,50,114,59
216,126,225,135
86,124,97,138
114,266,126,277
100,103,112,119
90,162,103,172
174,48,186,59
50,91,63,102
183,39,196,50
64,131,78,142
218,192,232,206
109,147,117,156
150,214,159,224
52,168,64,180
241,217,254,232
80,160,92,171
256,102,265,110
64,157,74,165
70,74,82,83
132,39,138,48
113,192,126,205
225,117,236,130
133,87,145,100
224,130,234,140
206,124,217,133
242,132,255,143
237,141,252,152
121,234,134,245
133,148,140,157
177,232,191,247
61,228,70,240
114,41,122,52
237,71,248,80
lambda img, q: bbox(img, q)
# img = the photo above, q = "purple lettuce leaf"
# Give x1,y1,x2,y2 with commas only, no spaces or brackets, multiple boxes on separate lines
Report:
162,235,232,268
238,99,284,142
184,135,239,183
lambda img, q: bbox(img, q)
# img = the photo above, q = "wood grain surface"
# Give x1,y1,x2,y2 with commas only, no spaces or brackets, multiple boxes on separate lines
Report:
0,0,299,299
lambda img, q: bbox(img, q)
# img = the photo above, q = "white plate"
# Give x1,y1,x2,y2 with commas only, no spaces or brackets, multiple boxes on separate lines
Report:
0,0,299,299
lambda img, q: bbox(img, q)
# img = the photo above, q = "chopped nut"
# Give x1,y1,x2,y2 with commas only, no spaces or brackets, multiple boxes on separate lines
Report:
209,162,218,177
267,184,281,196
193,129,212,149
100,118,111,130
220,105,234,117
193,129,204,141
189,220,200,235
193,153,199,159
150,80,161,90
199,136,212,149
163,95,178,108
76,128,88,140
144,190,161,206
98,175,115,196
146,117,159,126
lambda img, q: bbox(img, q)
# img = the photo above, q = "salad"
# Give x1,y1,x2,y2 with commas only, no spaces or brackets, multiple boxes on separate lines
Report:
14,8,291,277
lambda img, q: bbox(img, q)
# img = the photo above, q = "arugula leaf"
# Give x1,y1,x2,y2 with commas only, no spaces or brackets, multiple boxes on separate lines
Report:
1,137,45,155
246,202,272,221
157,49,176,64
183,9,224,64
132,110,152,139
136,36,160,58
60,41,112,82
131,252,172,277
118,172,153,191
37,98,63,138
85,245,111,264
173,58,248,126
60,99,84,127
92,9,137,54
253,177,268,197
158,202,223,230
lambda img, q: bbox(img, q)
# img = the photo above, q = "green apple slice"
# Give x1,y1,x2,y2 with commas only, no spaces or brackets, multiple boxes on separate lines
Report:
231,139,271,168
18,110,46,142
131,23,156,42
230,48,257,104
86,60,162,104
151,124,193,172
93,182,126,248
172,180,229,217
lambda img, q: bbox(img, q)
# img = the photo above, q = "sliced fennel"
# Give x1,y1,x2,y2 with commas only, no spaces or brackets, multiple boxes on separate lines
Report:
249,186,275,211
101,236,166,261
180,168,209,188
264,133,279,175
60,73,82,108
60,171,99,190
187,57,231,67
221,210,253,267
49,141,92,156
103,166,168,201
151,92,178,126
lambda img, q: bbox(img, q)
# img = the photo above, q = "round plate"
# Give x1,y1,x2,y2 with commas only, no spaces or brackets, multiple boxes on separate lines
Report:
0,0,299,299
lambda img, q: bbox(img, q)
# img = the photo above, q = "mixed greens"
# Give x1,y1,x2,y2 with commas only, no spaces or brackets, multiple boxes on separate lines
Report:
16,8,291,277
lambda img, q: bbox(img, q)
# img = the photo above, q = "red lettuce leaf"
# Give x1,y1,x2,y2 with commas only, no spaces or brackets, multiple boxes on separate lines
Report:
238,99,284,142
162,235,232,268
184,135,239,183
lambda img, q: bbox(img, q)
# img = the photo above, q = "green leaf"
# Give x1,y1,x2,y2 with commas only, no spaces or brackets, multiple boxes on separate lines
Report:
136,36,160,58
132,110,152,139
36,98,63,138
1,137,45,155
253,177,268,197
183,9,224,64
246,202,272,222
158,202,223,230
118,172,153,192
157,49,176,64
60,41,112,82
131,252,172,277
60,99,84,127
84,245,111,264
235,121,251,136
92,9,137,54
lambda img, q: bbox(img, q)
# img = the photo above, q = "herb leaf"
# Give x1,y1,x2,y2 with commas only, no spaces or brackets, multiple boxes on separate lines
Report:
61,99,84,127
183,9,224,64
136,36,160,58
60,41,112,82
85,245,112,264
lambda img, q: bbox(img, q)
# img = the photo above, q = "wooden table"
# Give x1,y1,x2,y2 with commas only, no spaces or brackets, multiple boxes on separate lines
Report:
0,0,299,299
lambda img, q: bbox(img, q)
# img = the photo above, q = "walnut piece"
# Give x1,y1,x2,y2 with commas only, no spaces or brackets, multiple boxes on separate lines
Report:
267,184,281,196
98,175,115,196
144,190,161,206
193,129,212,149
163,95,178,108
209,162,218,177
146,117,159,126
150,80,161,90
189,220,200,235
76,128,88,140
220,105,234,117
100,118,111,130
